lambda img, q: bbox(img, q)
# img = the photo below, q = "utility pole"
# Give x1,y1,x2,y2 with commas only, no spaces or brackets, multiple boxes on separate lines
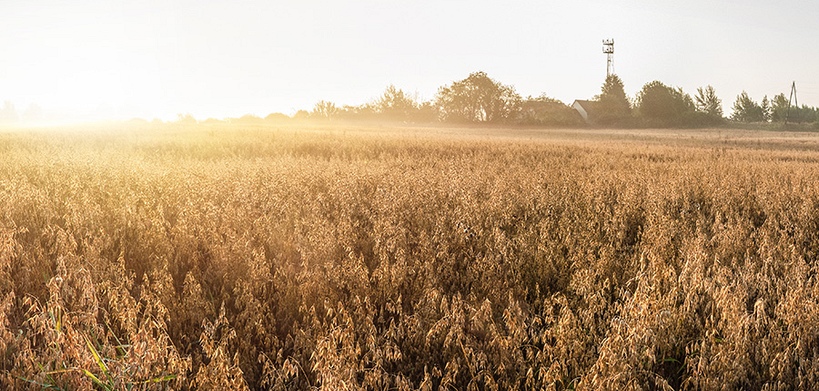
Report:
786,81,799,124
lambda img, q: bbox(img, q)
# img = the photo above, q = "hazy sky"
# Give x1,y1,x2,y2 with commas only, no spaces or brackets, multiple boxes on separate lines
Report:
2,0,819,122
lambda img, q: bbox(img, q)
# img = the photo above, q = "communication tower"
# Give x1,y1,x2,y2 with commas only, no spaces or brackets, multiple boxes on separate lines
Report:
603,39,615,77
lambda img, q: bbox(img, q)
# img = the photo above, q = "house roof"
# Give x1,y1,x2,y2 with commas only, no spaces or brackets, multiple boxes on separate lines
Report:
571,100,601,123
572,100,600,110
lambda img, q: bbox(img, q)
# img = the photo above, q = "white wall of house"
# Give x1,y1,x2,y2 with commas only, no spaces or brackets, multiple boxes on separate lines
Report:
572,101,589,122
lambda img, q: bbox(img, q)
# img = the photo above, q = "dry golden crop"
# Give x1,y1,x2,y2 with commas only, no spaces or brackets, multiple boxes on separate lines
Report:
2,122,819,389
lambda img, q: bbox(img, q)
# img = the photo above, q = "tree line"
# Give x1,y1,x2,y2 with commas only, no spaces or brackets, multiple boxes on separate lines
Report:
289,72,583,127
6,71,811,129
264,71,817,129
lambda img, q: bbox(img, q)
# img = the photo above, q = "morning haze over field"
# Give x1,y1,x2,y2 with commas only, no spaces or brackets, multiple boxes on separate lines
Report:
1,0,819,124
7,1,819,390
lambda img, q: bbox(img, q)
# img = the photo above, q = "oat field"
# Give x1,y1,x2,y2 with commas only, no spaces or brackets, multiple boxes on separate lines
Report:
2,122,819,389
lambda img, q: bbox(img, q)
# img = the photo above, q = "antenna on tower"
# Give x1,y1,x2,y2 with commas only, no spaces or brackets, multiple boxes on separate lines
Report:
602,39,615,77
786,81,799,124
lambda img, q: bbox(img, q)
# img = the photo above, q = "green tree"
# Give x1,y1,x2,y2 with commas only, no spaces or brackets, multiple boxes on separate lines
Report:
731,92,764,122
374,85,417,121
435,71,521,123
770,93,789,122
694,85,723,119
415,101,439,123
595,74,631,126
636,81,695,126
517,94,583,127
761,95,771,122
792,105,819,123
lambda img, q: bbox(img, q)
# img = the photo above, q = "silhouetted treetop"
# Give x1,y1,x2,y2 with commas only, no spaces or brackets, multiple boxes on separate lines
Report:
694,85,723,119
636,81,695,126
435,71,521,123
373,85,418,121
595,74,631,126
311,101,339,120
731,92,764,123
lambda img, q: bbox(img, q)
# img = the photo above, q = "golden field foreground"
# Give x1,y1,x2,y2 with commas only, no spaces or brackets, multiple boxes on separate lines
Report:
2,122,819,390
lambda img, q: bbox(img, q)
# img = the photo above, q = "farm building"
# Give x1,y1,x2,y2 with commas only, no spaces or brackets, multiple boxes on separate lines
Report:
571,100,601,124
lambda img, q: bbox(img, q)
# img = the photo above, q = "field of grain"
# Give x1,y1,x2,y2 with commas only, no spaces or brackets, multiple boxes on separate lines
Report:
2,122,819,389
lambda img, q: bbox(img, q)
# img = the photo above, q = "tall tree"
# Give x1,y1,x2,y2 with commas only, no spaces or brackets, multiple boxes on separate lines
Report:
694,85,723,119
435,71,521,123
731,92,764,122
761,95,771,122
770,93,790,122
595,74,631,126
373,85,418,121
636,81,695,126
311,101,339,120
